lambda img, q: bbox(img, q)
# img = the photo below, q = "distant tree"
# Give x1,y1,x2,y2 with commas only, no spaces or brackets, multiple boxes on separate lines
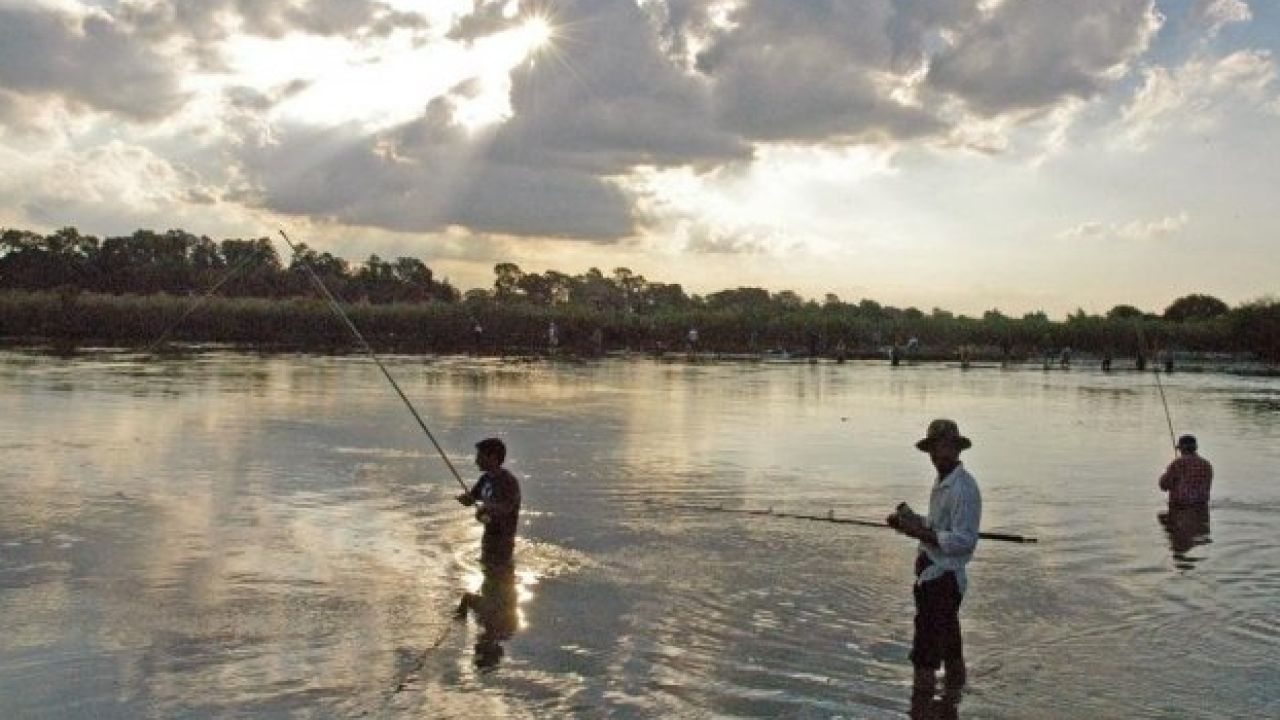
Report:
706,287,770,311
493,262,524,300
1106,304,1145,320
771,290,804,310
1164,293,1229,322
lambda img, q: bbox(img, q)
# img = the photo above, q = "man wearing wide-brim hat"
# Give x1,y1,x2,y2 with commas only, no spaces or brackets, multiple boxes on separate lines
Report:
887,419,982,697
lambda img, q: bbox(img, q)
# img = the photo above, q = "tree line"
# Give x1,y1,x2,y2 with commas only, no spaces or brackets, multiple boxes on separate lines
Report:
1,226,1277,362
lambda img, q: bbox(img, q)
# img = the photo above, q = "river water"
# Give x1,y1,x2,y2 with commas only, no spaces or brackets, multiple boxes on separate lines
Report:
1,350,1277,719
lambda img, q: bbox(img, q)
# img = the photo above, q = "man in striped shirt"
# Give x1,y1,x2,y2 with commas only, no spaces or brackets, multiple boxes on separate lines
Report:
1159,434,1213,507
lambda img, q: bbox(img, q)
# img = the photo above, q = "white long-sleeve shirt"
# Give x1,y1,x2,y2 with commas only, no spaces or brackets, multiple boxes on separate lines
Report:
917,463,982,594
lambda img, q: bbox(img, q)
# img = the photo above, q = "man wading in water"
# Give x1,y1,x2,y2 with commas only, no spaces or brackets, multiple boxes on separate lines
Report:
888,419,982,697
455,438,521,665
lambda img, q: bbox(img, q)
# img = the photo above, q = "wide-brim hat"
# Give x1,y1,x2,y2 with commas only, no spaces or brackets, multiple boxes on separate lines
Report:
915,418,972,452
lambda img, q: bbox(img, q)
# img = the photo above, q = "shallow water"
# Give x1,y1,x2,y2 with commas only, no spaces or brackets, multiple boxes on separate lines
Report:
1,350,1277,719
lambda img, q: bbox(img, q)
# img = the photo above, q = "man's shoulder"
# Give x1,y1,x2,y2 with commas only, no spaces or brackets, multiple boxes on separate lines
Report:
495,468,521,486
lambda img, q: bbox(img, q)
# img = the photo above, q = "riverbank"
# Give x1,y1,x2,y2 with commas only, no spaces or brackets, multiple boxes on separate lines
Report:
2,290,1276,370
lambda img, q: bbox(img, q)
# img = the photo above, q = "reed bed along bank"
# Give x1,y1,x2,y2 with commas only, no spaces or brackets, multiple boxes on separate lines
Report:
3,290,1276,366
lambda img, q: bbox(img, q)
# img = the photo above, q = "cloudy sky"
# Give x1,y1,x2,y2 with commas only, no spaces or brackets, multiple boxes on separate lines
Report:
1,0,1276,315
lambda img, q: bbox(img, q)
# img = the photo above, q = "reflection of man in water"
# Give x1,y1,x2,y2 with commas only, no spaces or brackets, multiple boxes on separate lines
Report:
1159,434,1212,508
1159,505,1211,565
455,564,519,668
888,419,981,697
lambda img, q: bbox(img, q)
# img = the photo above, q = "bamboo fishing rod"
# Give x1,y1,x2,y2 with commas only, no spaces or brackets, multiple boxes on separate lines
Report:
278,229,470,494
672,502,1038,543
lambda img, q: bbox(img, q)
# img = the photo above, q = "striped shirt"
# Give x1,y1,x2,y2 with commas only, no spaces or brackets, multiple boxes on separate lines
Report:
1159,454,1213,507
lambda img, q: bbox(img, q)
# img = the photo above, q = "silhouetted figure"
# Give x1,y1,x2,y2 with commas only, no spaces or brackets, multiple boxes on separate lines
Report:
888,419,981,697
1135,349,1147,372
1159,434,1212,508
547,321,559,354
891,344,903,367
835,340,848,364
591,327,604,357
1101,349,1113,372
958,345,971,370
472,322,484,355
456,438,522,570
686,327,699,355
455,563,519,669
1059,346,1072,368
807,330,820,363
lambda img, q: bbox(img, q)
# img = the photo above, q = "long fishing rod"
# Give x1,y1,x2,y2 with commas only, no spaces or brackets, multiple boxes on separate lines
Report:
278,229,469,494
667,502,1038,543
142,251,260,355
1135,323,1178,455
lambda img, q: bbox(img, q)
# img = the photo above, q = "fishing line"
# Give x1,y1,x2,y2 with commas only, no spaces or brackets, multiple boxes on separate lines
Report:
141,251,259,355
278,229,469,493
1135,323,1178,455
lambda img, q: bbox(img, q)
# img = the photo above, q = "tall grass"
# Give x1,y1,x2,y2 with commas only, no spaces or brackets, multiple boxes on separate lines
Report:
3,290,1273,363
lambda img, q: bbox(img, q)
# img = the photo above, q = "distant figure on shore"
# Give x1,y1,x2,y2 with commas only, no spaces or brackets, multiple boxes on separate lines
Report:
891,342,903,367
686,327,699,353
1135,348,1147,372
1059,346,1072,369
887,419,982,698
1042,349,1053,371
1101,349,1113,372
1159,348,1174,374
548,321,559,352
1159,434,1212,508
591,327,604,356
807,331,820,363
958,345,970,370
472,322,484,354
835,339,848,364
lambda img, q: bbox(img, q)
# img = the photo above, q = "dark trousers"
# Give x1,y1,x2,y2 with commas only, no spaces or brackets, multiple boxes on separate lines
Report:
910,554,964,671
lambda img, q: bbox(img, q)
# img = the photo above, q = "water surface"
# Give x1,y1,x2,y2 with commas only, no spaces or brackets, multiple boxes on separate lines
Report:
1,351,1277,718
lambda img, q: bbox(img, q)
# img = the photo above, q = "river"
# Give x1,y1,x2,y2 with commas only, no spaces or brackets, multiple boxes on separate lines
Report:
1,350,1277,719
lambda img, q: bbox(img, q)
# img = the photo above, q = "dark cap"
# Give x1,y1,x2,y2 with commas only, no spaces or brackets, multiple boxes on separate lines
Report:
915,418,972,452
1176,434,1197,451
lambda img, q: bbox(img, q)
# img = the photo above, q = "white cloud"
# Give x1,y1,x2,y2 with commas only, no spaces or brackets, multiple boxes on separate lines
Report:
1059,212,1189,241
1193,0,1251,38
1122,49,1277,146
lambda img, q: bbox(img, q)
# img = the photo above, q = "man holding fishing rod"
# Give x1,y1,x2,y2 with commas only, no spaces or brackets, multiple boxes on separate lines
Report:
453,438,522,664
887,419,982,697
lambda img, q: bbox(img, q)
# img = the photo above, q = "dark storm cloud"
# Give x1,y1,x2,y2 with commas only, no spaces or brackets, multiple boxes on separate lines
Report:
0,5,186,121
241,0,748,239
925,0,1161,116
241,99,638,239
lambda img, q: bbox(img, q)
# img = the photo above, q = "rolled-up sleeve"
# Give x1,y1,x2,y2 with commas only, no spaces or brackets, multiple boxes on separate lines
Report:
936,481,981,556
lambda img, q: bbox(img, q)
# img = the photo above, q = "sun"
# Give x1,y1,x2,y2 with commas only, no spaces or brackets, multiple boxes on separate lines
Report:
521,16,554,53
